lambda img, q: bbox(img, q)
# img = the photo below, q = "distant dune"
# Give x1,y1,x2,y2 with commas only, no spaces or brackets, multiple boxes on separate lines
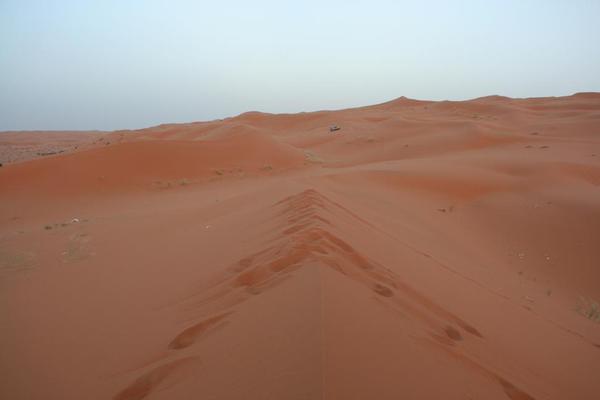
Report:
1,94,600,399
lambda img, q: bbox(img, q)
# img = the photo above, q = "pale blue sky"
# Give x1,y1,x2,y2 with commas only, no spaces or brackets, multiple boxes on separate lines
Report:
1,0,599,130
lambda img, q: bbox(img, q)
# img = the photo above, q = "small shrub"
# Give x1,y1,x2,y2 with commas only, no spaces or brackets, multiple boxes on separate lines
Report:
577,297,600,322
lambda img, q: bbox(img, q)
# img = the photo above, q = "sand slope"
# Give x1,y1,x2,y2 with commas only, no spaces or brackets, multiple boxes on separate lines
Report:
1,94,600,399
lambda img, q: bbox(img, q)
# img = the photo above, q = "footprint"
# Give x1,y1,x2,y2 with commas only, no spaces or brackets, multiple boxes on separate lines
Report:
444,325,463,341
283,223,311,235
498,377,536,400
114,357,200,400
373,283,394,297
168,312,232,350
246,286,262,295
456,321,483,338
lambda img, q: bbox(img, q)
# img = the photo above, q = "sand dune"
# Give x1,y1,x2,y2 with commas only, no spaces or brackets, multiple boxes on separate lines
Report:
1,94,600,399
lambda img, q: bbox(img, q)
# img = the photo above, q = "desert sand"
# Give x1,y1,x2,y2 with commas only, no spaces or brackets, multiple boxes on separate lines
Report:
0,130,106,165
1,93,600,399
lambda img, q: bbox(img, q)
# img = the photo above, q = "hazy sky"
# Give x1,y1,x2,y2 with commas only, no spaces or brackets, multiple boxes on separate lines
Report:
1,0,599,130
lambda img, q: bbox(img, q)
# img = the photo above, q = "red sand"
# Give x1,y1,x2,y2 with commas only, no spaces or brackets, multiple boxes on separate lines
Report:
1,93,600,399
